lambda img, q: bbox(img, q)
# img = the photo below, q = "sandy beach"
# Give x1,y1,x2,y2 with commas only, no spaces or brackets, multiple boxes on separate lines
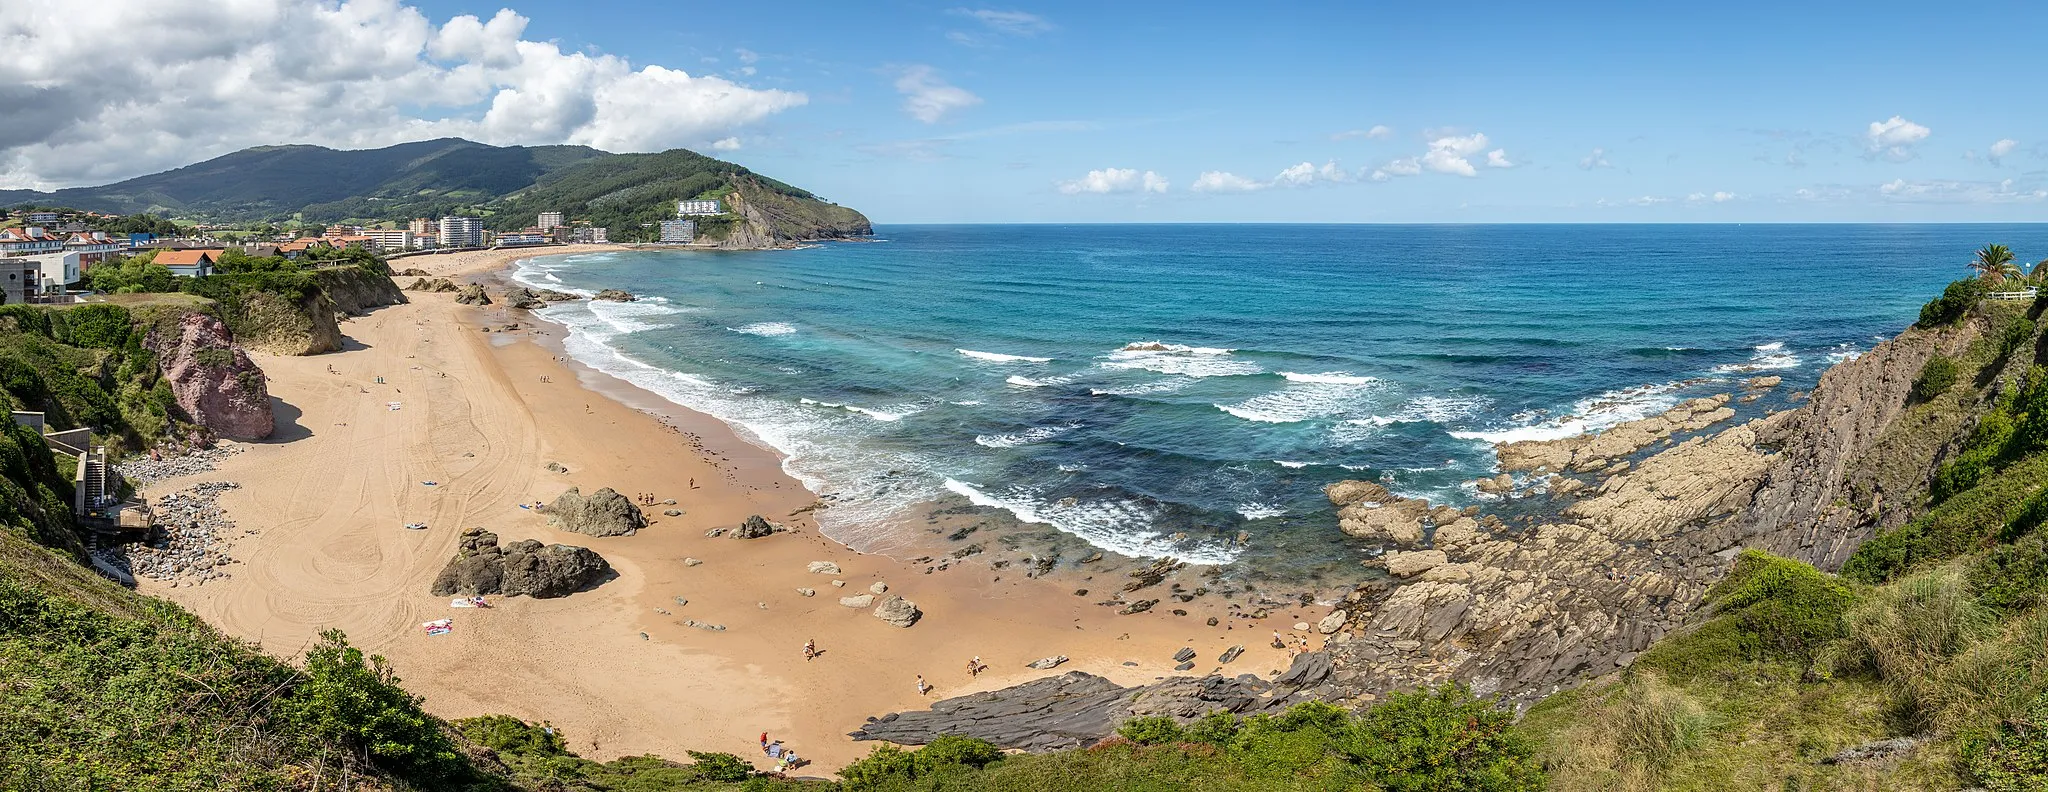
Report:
136,247,1316,771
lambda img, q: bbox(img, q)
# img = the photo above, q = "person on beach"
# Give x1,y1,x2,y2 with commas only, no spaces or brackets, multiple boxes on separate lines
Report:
804,639,817,661
1271,631,1286,649
759,732,768,752
917,675,931,695
968,656,981,677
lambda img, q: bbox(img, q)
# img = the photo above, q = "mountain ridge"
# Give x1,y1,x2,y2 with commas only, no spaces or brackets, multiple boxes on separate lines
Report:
0,139,869,244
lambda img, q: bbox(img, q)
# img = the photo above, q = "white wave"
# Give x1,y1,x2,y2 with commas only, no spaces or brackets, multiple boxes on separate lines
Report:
1217,377,1389,424
585,299,685,335
942,479,1237,564
1713,341,1801,373
974,423,1079,448
1090,379,1193,397
951,400,984,406
800,398,911,422
1006,374,1066,388
730,322,797,337
1449,381,1693,444
1237,502,1287,520
957,348,1052,363
1279,371,1379,385
1825,343,1864,365
1355,395,1492,427
1273,460,1310,469
1102,342,1257,378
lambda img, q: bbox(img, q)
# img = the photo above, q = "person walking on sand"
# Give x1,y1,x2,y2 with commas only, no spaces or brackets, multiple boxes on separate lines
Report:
968,656,981,677
917,675,931,695
804,639,817,661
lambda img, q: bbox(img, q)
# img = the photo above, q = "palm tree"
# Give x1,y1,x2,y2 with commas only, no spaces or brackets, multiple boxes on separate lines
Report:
1971,244,2020,283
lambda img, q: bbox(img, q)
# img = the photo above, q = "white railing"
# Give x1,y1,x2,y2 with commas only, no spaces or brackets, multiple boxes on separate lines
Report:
1989,288,2038,301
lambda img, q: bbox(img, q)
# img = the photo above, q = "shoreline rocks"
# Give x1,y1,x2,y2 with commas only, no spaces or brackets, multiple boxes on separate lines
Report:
430,528,610,599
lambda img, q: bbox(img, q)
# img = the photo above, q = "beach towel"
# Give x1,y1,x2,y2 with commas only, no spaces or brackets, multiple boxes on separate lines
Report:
422,618,453,636
450,597,477,608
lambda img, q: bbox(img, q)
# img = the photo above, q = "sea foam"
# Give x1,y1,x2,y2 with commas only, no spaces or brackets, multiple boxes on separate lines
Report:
958,348,1052,363
730,321,798,337
942,479,1238,564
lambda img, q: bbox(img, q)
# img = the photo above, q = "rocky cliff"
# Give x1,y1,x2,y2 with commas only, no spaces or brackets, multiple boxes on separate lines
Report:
705,176,872,249
145,312,273,441
231,266,408,356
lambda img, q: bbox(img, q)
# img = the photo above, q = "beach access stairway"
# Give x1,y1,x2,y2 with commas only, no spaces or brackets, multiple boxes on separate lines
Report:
10,411,150,534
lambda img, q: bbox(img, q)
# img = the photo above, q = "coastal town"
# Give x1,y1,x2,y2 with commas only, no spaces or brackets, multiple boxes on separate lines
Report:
0,196,740,305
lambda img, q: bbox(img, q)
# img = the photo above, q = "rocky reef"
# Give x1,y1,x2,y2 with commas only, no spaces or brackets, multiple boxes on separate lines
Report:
145,312,274,441
430,528,611,599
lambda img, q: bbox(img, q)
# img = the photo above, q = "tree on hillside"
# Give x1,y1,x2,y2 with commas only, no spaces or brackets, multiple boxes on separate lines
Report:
1972,244,2020,283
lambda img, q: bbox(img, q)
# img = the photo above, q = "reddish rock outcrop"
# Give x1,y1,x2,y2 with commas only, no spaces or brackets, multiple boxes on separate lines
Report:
147,313,274,441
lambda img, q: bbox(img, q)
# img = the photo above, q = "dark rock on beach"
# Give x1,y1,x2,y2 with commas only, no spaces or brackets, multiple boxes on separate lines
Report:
592,289,637,302
431,529,610,599
540,486,647,537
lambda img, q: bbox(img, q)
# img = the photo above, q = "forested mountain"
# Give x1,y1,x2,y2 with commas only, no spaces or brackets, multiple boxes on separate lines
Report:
0,140,868,243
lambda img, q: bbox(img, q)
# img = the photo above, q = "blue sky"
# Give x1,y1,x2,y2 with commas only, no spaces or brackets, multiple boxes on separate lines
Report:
12,0,2048,223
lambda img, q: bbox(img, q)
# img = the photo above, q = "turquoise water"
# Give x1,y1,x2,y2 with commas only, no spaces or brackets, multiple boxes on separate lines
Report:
514,224,2048,566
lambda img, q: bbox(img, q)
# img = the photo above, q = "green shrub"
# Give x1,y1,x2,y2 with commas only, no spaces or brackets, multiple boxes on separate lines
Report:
914,734,1003,771
276,629,468,783
1185,710,1243,746
1999,317,2038,362
57,304,131,349
1920,279,1988,327
1706,549,1856,661
1913,355,1961,403
1117,715,1187,745
1836,569,1996,726
840,744,918,789
1970,533,2048,612
1962,692,2048,791
1345,684,1547,791
685,750,754,782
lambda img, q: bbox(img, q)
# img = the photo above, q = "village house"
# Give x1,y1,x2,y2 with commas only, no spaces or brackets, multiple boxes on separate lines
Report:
153,249,217,278
0,227,65,256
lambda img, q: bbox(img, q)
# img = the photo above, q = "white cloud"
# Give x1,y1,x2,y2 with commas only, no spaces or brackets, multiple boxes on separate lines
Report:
1625,195,1672,206
1332,125,1393,141
1058,167,1167,194
1191,171,1265,193
1685,191,1739,203
710,137,742,151
736,48,760,64
950,8,1054,36
1579,147,1612,170
1371,157,1423,181
1486,149,1514,168
1990,138,2020,165
1878,177,2047,203
0,0,807,189
1420,133,1487,176
894,65,982,124
1866,116,1931,161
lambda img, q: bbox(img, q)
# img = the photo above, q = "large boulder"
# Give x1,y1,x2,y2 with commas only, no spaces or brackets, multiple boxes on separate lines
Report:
873,595,922,627
732,515,776,539
501,286,545,310
455,284,492,305
592,289,637,302
431,529,609,599
541,486,647,537
408,277,459,293
144,312,274,441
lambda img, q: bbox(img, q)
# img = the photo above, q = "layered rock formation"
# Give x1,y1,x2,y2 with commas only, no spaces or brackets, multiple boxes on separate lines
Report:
852,651,1338,751
145,312,273,440
232,266,408,355
706,177,873,250
430,528,611,598
540,487,646,537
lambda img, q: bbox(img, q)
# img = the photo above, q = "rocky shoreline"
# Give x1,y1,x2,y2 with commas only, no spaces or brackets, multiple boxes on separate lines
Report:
852,305,1983,750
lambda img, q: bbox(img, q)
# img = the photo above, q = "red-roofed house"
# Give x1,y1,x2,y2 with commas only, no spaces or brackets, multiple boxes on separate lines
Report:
0,227,64,256
154,249,217,278
62,231,123,268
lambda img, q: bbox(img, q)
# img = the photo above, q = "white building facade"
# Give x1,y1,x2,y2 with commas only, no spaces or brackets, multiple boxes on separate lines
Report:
676,199,723,216
538,211,565,231
437,216,483,248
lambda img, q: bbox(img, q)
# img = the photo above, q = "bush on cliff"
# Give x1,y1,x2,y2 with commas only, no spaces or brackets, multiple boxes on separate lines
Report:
1912,355,1961,403
1705,549,1856,662
1919,278,1987,328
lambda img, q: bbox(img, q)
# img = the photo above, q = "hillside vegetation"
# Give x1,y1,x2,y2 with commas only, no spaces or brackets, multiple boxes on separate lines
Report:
1520,273,2048,791
0,139,869,244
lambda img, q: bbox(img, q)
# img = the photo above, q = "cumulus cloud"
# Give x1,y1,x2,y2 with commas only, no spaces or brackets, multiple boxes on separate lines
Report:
1332,125,1393,141
895,65,982,123
1990,138,2020,165
1686,191,1739,203
1191,171,1265,193
0,0,807,189
1058,167,1167,194
1416,133,1488,176
1371,157,1423,181
949,8,1054,36
1866,116,1931,161
1486,149,1514,168
1579,148,1612,170
1878,177,2047,203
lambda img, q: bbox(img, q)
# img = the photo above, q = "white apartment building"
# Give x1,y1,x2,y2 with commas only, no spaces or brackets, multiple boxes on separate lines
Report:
676,199,723,216
658,219,696,243
437,216,483,248
538,211,565,231
364,229,417,251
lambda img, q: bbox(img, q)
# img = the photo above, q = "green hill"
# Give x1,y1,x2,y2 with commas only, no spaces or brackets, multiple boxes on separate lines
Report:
0,140,870,244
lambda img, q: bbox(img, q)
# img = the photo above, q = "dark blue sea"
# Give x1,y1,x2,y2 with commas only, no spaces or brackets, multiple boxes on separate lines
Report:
512,224,2048,566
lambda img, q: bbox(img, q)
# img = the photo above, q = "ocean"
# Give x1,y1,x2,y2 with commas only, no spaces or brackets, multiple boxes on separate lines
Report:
512,224,2048,570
